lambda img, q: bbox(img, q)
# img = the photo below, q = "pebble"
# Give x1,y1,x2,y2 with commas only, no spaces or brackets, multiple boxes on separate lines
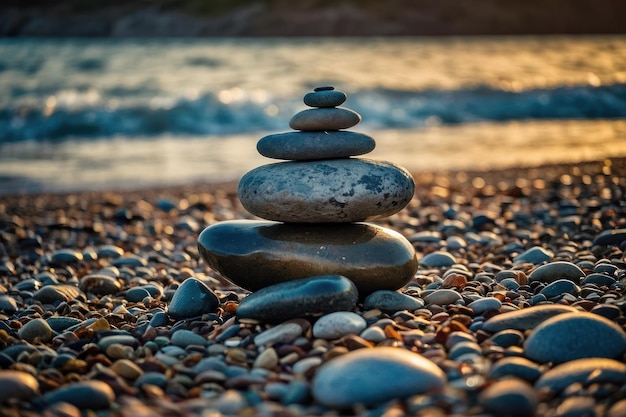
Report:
18,318,53,343
482,304,578,332
289,107,361,131
424,289,463,306
199,221,417,295
554,397,596,417
487,357,542,382
535,358,626,392
312,311,367,339
236,275,358,322
303,88,347,107
539,279,581,298
50,248,83,264
467,297,502,314
419,251,457,268
524,311,626,363
0,370,40,402
363,290,424,312
312,347,446,407
253,348,278,370
34,285,83,304
43,380,115,409
513,246,553,264
168,277,219,320
593,228,626,246
171,329,207,347
78,274,121,295
0,295,18,314
485,329,525,348
528,261,585,283
254,322,303,346
110,359,144,380
479,378,538,417
257,131,375,160
238,159,415,223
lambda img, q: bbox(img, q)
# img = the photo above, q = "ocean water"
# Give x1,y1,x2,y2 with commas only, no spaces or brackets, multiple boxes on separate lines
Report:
1,36,626,194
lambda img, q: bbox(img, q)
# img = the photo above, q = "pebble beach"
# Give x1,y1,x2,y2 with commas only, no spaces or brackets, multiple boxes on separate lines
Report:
1,157,626,416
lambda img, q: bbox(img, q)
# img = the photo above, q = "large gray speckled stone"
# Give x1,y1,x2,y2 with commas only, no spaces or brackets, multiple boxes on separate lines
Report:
238,158,415,223
257,131,375,161
198,220,417,295
290,107,361,131
524,311,626,363
312,347,445,408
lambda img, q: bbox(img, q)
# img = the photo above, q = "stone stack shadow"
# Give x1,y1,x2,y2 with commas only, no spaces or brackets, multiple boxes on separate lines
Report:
198,87,418,296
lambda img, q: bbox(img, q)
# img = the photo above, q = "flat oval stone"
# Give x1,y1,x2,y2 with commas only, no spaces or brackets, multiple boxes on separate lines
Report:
304,89,347,108
482,305,578,333
0,370,40,401
593,228,626,246
424,289,463,306
513,246,553,264
34,285,83,304
312,347,446,407
171,329,207,347
257,131,375,160
468,297,502,314
488,357,542,382
43,380,114,409
312,311,366,339
79,274,121,296
198,220,417,295
539,279,580,298
420,251,456,268
479,379,537,417
524,311,626,363
237,275,358,322
535,358,626,392
289,107,361,131
363,290,424,312
238,158,415,223
254,322,303,346
168,277,219,320
527,261,585,284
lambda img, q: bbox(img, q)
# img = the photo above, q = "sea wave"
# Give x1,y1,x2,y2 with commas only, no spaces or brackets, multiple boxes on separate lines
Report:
1,83,625,142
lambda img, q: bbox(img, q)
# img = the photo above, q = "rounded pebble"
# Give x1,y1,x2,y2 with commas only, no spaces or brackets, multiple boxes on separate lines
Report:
312,312,367,339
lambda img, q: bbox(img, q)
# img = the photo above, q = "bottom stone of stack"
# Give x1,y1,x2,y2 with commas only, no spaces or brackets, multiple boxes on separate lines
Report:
197,220,418,295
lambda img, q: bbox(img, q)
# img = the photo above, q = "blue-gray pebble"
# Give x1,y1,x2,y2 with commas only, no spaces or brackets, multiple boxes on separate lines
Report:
257,131,375,160
168,277,219,320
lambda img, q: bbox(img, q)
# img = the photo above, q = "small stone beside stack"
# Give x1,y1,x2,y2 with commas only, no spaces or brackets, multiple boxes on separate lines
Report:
198,86,417,296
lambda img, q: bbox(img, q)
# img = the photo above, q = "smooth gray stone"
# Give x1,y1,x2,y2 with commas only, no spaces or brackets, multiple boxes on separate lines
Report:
168,277,219,320
467,297,502,314
535,358,626,392
304,89,346,108
289,107,361,131
482,305,578,333
18,318,53,343
0,370,40,401
238,158,415,223
198,220,417,295
539,279,580,298
257,131,375,160
488,357,542,382
312,347,446,408
50,248,83,264
43,380,114,409
479,379,537,417
363,290,424,312
419,251,456,268
0,295,18,314
237,275,358,322
424,289,462,306
527,261,585,284
171,329,207,347
312,311,367,339
513,246,553,264
34,285,83,304
79,274,121,296
593,228,626,246
524,311,626,363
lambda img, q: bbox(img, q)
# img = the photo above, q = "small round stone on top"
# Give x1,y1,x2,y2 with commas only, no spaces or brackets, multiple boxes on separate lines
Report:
305,86,347,108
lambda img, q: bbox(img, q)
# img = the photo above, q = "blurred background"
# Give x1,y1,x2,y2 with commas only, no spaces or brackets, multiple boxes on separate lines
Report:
1,0,626,194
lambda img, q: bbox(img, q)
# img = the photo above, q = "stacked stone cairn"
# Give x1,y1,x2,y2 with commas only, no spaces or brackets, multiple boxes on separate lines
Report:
198,87,418,315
